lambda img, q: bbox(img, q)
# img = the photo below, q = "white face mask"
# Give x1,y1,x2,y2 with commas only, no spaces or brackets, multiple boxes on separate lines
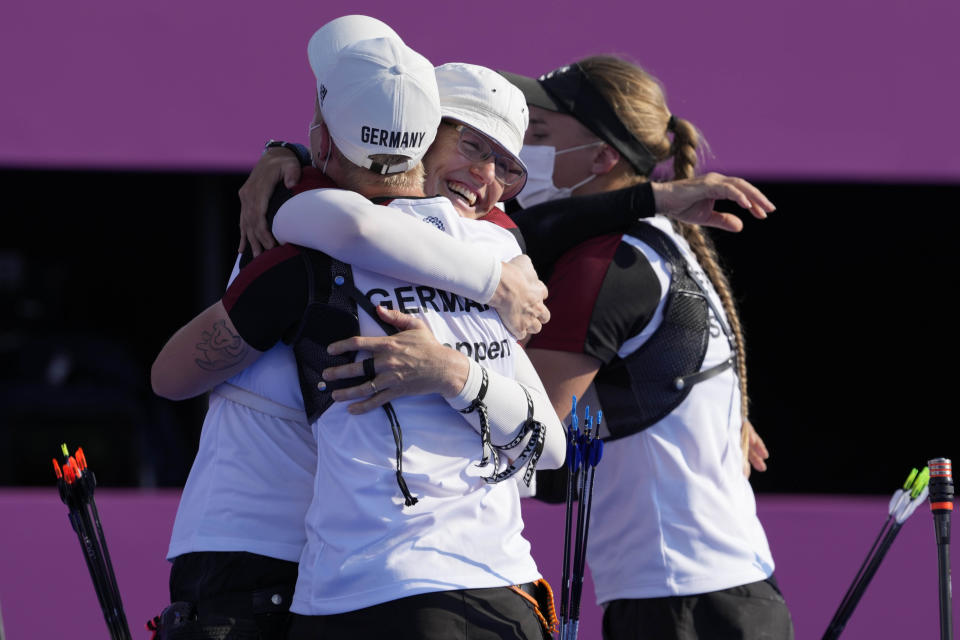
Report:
515,142,603,209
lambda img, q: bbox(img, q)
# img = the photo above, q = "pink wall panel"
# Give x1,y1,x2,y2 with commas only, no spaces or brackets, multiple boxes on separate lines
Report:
2,490,957,639
2,0,958,179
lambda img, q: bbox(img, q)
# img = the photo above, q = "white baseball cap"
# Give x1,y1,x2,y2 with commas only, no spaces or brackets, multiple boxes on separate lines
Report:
435,62,529,199
320,37,440,174
307,16,401,93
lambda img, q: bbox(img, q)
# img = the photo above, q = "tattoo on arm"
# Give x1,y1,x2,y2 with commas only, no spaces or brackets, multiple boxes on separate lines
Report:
195,320,249,371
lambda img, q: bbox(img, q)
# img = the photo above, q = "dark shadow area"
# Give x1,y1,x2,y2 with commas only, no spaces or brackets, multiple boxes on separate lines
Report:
1,169,244,487
1,168,957,492
711,181,960,494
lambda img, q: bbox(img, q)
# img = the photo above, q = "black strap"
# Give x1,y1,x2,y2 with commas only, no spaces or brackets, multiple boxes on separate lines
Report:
334,274,418,507
334,276,399,337
195,583,294,617
484,385,546,487
629,221,736,348
330,273,544,499
673,356,735,390
383,402,418,507
460,367,495,469
460,368,546,487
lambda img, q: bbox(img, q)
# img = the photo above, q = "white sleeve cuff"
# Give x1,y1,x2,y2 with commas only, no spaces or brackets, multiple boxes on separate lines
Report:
447,358,484,408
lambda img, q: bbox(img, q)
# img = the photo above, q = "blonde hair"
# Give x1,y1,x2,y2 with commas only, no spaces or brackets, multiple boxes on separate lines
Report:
334,148,426,192
578,55,752,450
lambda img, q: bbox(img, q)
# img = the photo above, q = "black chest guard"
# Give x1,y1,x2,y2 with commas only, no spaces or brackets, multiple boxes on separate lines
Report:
595,222,734,442
285,249,418,506
286,251,366,424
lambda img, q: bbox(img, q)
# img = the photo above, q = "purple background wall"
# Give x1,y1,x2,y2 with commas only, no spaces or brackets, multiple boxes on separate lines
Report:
2,0,958,180
2,490,957,640
2,3,958,639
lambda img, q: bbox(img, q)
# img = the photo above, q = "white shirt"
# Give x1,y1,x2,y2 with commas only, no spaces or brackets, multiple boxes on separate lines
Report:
586,216,774,602
167,256,315,562
292,197,546,615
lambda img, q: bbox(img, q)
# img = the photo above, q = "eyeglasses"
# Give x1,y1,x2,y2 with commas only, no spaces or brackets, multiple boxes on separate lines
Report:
444,122,526,187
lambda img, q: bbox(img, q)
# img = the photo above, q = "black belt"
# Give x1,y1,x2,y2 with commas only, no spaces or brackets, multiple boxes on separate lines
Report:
195,583,294,619
512,580,558,640
518,581,538,599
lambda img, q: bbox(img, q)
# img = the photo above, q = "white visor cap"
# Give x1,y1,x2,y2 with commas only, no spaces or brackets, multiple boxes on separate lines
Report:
308,15,401,93
435,62,529,199
320,37,440,174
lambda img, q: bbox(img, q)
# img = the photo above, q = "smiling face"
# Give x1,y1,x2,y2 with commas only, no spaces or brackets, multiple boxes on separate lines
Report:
423,123,505,219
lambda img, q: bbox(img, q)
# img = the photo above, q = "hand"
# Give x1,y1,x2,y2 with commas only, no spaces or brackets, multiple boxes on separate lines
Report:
741,419,769,478
488,255,550,341
322,307,470,414
237,147,303,256
651,173,775,232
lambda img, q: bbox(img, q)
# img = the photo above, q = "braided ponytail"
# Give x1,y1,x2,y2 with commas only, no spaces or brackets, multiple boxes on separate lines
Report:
669,117,752,449
578,55,753,457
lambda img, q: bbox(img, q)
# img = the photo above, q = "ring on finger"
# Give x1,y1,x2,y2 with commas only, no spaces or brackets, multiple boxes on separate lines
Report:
362,357,376,380
370,379,378,394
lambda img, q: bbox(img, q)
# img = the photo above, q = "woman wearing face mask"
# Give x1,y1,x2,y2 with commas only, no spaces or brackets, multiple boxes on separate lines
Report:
503,57,794,640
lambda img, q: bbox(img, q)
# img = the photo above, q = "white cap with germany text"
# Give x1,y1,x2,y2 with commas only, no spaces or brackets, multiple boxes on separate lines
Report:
319,36,440,175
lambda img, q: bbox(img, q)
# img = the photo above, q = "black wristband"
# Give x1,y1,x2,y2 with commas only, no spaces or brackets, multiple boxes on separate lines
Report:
264,140,312,167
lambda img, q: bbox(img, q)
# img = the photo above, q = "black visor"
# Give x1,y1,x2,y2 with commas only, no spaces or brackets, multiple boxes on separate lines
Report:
500,65,657,176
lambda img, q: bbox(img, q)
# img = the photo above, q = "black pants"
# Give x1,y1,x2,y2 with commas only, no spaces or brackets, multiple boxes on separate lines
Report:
602,577,795,640
163,551,298,640
287,586,547,640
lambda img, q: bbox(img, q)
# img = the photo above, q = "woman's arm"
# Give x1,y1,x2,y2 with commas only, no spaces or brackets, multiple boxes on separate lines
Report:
237,145,305,256
512,183,654,271
319,307,566,471
151,301,263,400
445,344,566,471
525,348,602,423
274,188,502,300
152,244,309,400
274,189,549,339
513,174,775,272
